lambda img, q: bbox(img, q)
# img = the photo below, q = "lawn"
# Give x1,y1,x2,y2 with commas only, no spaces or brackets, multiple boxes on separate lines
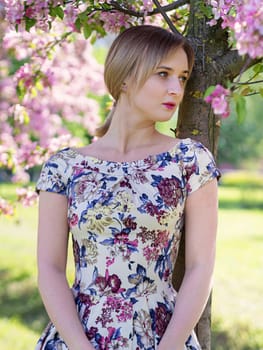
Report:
0,171,262,349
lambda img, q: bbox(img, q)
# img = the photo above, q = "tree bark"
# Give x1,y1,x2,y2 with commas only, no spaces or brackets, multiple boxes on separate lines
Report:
172,1,231,349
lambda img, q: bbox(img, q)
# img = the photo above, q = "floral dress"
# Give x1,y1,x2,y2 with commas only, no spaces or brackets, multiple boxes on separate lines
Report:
35,138,220,350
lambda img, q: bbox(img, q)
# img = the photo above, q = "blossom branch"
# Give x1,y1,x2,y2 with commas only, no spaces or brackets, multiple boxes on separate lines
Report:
109,0,188,19
234,80,263,86
152,0,182,35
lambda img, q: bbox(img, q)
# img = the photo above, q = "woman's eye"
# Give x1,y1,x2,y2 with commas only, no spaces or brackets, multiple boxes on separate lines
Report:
179,76,188,84
158,71,168,78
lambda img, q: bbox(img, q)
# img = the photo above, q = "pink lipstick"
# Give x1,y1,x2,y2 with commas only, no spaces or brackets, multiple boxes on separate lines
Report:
162,102,176,110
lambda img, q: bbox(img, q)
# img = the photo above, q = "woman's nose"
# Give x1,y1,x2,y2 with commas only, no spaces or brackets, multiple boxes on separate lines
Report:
167,78,183,95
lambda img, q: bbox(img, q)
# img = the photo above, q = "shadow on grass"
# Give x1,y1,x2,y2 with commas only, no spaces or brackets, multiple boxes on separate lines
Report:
0,268,48,333
219,199,263,210
212,318,263,350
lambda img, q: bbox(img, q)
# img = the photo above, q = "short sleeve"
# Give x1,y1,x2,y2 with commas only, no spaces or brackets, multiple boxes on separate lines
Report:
36,150,70,196
184,141,221,196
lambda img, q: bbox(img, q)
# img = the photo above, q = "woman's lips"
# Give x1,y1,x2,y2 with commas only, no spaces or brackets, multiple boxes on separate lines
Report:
162,102,176,110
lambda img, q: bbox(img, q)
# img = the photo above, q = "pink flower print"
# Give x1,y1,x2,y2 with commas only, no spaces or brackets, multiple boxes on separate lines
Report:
184,163,198,181
115,232,129,245
162,268,170,282
95,276,108,292
117,301,133,322
120,177,132,188
108,274,121,293
145,202,160,216
156,230,169,248
107,296,122,311
123,216,137,230
86,326,98,341
69,213,78,227
143,246,159,263
96,307,113,327
106,256,115,267
157,177,182,207
106,296,133,322
155,303,172,337
77,293,94,320
75,179,87,196
95,271,124,294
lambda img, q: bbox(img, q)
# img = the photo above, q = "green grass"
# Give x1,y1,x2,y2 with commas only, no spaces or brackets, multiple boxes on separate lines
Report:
212,208,263,349
218,171,263,210
0,171,263,349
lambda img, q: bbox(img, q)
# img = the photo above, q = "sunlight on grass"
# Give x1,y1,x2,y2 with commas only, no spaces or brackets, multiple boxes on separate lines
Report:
0,318,38,350
213,209,263,329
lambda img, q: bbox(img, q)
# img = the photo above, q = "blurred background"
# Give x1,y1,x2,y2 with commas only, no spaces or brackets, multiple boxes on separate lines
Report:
1,28,263,350
1,98,263,350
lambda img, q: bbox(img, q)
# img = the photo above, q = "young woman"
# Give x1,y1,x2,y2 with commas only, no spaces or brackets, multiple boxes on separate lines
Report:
36,25,220,350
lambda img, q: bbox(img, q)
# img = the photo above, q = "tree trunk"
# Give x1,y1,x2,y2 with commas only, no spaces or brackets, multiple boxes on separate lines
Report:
172,1,230,349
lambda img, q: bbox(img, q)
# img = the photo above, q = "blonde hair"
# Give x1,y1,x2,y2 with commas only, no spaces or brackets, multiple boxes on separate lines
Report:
95,25,194,137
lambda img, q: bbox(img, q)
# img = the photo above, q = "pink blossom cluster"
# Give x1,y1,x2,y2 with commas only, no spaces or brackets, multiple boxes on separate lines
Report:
204,84,230,118
100,11,131,33
234,0,263,58
0,20,105,213
142,0,154,13
12,1,78,32
0,197,14,216
207,0,263,58
64,3,79,31
16,187,38,207
4,0,66,31
3,0,24,27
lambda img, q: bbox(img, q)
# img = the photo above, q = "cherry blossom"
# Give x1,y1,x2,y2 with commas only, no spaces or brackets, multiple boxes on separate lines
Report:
16,187,38,207
100,11,132,33
0,16,105,214
207,0,263,58
1,0,262,215
205,85,231,118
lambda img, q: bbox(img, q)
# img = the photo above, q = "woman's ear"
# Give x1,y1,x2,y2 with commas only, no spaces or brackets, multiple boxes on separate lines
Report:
121,82,127,92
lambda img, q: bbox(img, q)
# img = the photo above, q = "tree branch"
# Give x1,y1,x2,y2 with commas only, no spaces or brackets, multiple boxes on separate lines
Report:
216,50,262,81
152,0,182,35
151,0,189,15
235,80,263,85
108,0,189,19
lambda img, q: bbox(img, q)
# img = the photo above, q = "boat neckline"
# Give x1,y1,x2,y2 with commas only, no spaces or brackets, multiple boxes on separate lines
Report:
68,138,192,165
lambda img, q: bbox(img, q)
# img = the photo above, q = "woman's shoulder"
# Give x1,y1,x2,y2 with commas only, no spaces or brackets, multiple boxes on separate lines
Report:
45,147,78,164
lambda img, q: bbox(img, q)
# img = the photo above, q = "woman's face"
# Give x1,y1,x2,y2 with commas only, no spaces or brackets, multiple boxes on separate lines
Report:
127,47,189,123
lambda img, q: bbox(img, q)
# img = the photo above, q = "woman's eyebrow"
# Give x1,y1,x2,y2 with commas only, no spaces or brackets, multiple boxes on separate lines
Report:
156,65,189,74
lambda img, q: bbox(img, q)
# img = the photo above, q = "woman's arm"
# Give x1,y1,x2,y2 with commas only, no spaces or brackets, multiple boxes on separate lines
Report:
37,191,94,350
158,179,218,350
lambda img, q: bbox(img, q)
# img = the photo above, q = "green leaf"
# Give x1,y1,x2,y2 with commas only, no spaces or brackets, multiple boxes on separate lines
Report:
235,95,246,124
204,85,216,98
240,86,251,96
16,81,26,101
253,63,263,74
75,17,82,31
25,17,37,32
50,6,64,19
82,23,92,39
199,2,213,18
90,32,97,45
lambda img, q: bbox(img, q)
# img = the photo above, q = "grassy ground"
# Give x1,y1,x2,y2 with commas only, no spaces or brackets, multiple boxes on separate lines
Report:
0,171,262,349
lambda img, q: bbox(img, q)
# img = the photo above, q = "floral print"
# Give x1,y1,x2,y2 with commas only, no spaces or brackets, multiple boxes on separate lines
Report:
35,138,220,350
